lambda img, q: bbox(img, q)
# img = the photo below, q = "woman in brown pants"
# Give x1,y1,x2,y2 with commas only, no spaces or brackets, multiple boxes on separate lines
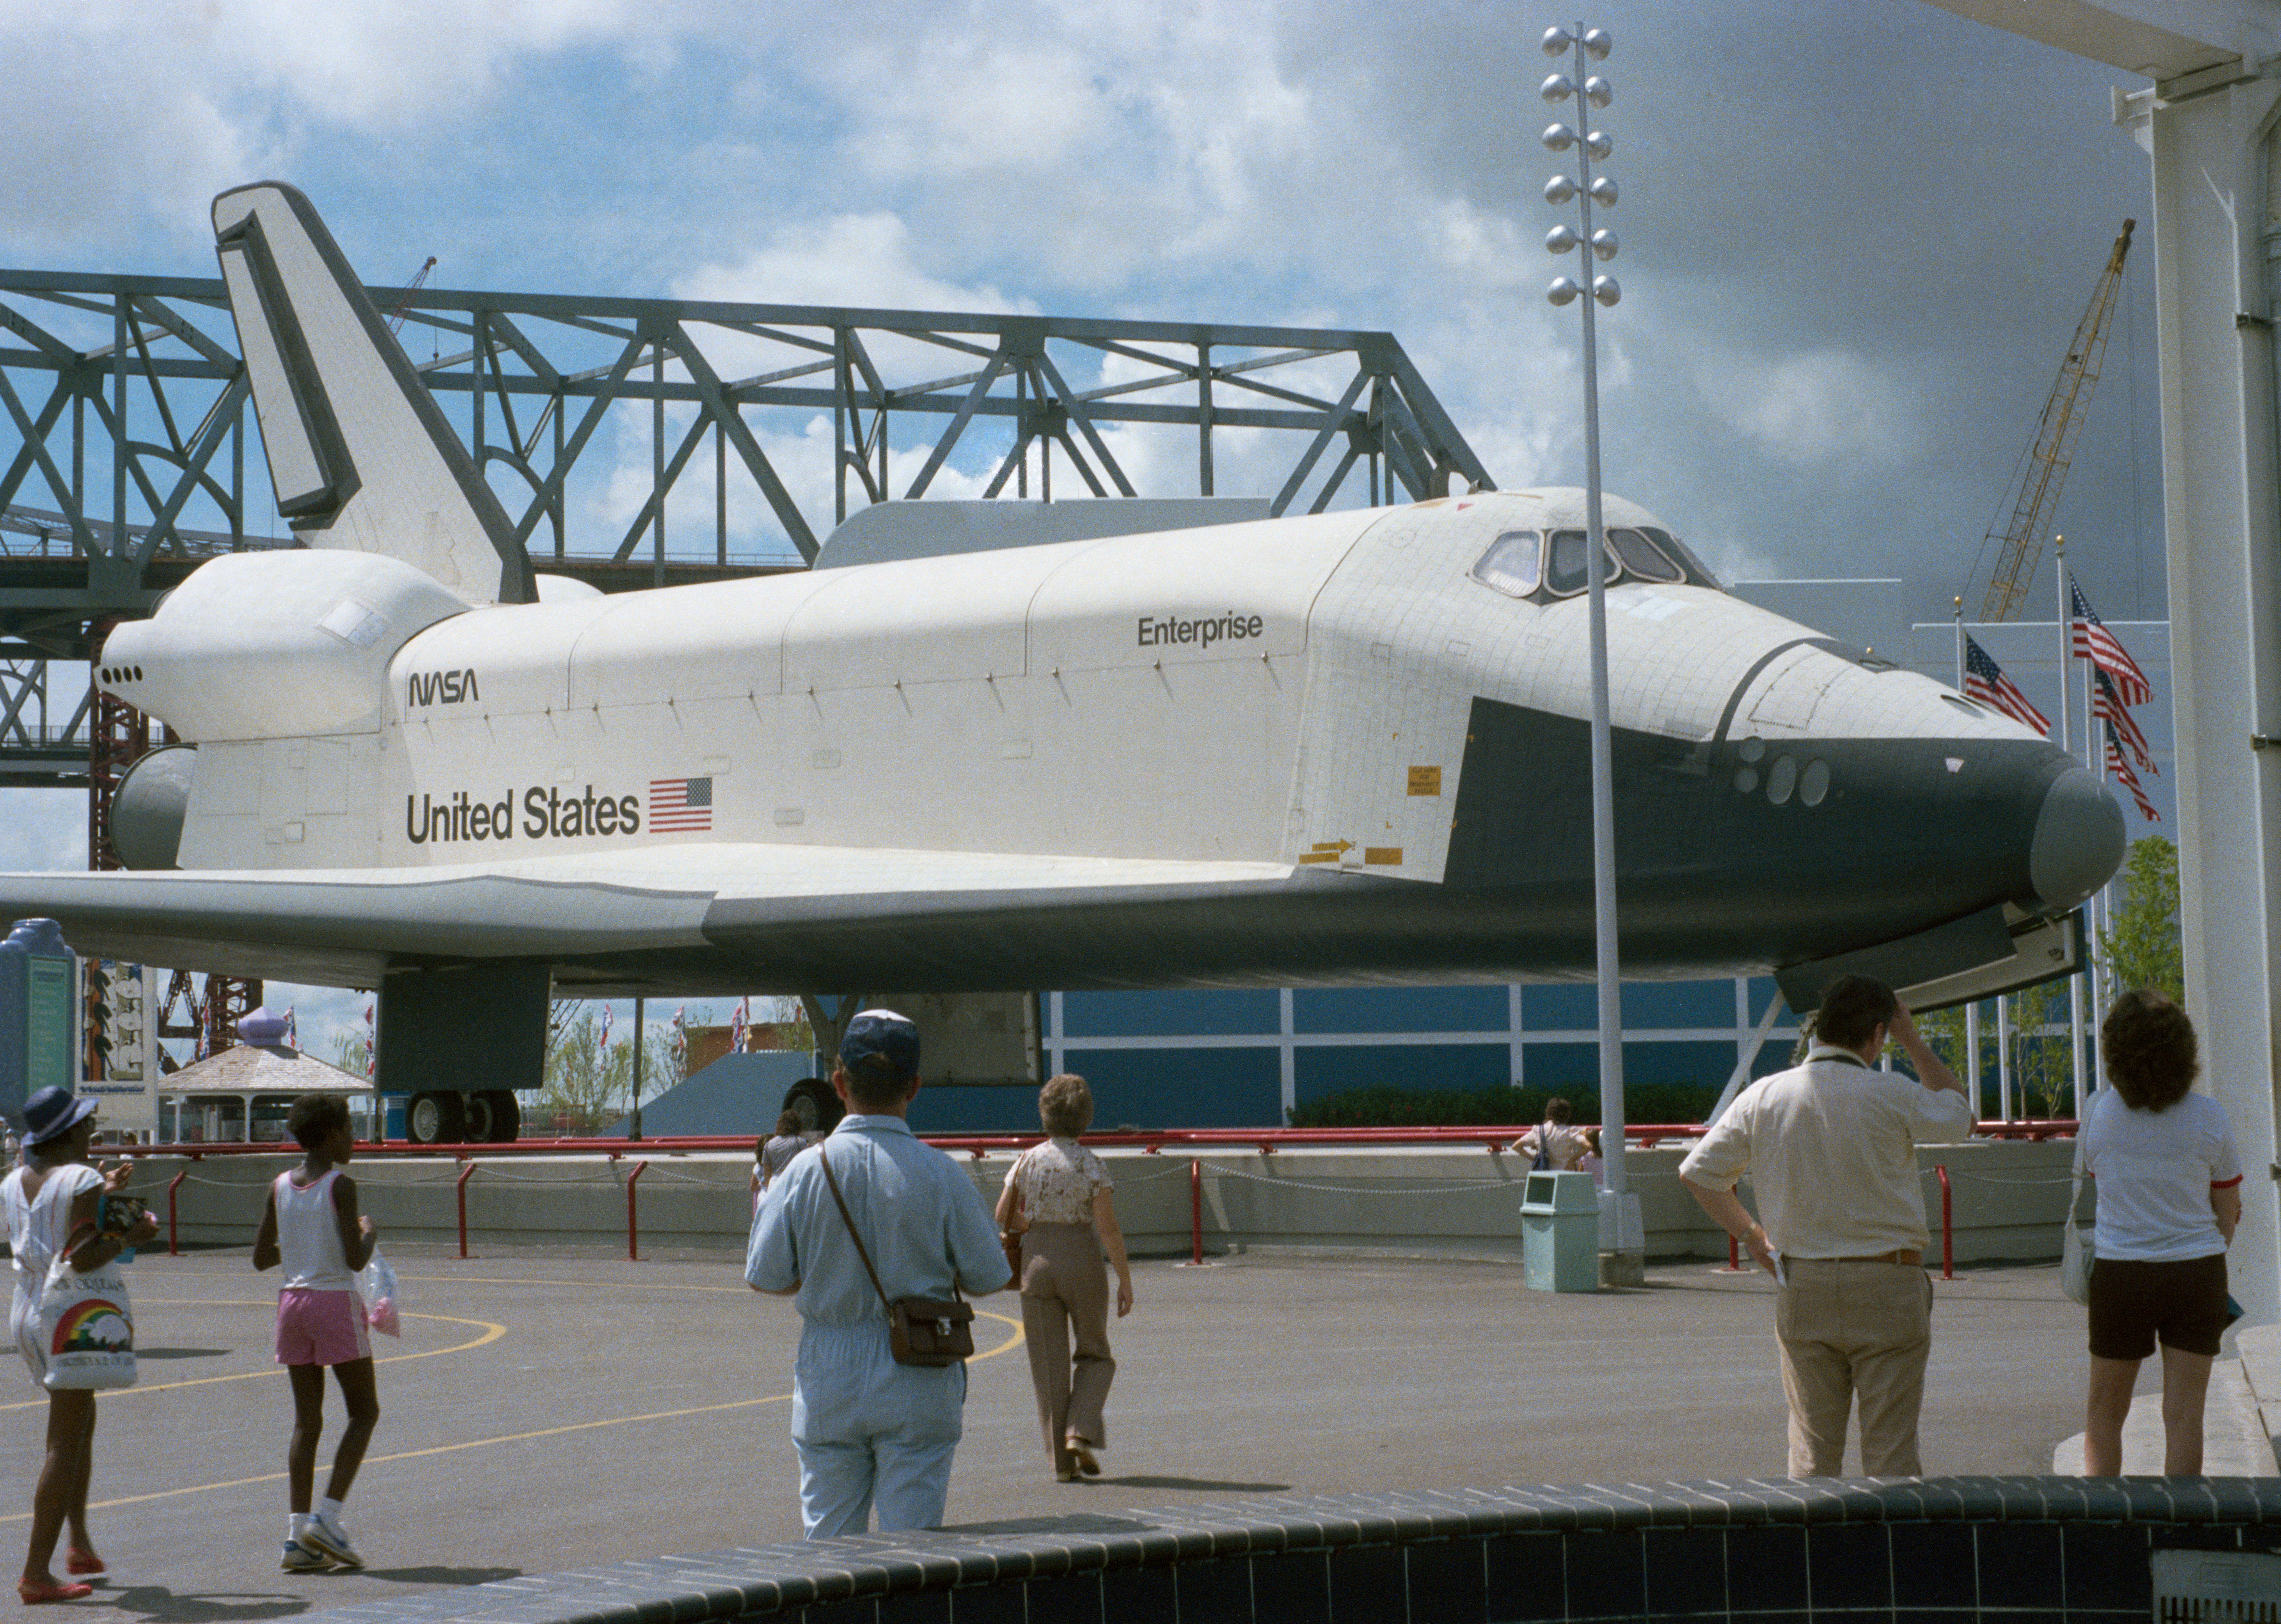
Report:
996,1075,1134,1481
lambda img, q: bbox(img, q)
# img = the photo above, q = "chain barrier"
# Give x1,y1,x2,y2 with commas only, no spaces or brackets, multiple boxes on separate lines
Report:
131,1142,2071,1271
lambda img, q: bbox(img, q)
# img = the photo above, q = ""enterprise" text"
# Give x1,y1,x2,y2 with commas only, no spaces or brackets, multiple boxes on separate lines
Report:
1136,612,1265,650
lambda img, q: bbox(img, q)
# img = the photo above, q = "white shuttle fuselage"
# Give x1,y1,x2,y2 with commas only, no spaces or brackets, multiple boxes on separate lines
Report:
13,182,2125,1028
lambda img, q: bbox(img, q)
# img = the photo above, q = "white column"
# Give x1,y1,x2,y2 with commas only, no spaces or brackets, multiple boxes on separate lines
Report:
2148,78,2281,1326
1278,987,1297,1122
1997,995,2014,1123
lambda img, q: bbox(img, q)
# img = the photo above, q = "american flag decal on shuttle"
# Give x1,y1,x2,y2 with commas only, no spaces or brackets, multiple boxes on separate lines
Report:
649,777,714,832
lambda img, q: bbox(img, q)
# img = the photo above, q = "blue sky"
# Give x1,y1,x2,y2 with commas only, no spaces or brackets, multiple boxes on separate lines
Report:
0,0,2166,1067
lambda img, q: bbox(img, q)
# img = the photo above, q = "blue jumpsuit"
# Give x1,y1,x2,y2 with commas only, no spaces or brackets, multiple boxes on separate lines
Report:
747,1113,1008,1538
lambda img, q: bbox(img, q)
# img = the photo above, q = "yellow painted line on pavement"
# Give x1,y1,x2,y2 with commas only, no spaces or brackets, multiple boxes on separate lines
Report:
0,1311,505,1413
0,1310,1025,1522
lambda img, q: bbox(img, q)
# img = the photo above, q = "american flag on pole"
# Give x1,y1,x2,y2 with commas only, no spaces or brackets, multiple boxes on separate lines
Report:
648,776,714,832
1962,636,2050,736
730,997,748,1055
2071,582,2153,706
2105,721,2162,823
600,1005,612,1053
363,1000,375,1077
2091,667,2158,775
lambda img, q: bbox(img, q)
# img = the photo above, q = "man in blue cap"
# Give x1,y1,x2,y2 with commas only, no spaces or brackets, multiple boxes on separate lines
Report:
746,1009,1009,1538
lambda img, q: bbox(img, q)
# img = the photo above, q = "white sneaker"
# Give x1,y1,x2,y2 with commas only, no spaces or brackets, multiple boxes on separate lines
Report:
279,1539,331,1573
300,1515,362,1570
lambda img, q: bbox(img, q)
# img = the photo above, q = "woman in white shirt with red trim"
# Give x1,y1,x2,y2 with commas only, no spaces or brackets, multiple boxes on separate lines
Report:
2080,989,2243,1475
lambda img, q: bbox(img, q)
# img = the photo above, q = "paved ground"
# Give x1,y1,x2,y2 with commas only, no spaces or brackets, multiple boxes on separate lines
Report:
0,1245,2114,1619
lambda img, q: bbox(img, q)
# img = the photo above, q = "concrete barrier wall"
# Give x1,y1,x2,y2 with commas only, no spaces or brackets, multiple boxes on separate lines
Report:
138,1137,2080,1264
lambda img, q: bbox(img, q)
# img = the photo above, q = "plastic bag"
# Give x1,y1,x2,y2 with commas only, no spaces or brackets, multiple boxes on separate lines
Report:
356,1248,402,1337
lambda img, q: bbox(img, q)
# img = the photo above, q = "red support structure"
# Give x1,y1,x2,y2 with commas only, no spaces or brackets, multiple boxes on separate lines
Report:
1937,1163,1955,1281
85,621,150,875
627,1159,648,1261
166,1171,186,1256
456,1160,476,1259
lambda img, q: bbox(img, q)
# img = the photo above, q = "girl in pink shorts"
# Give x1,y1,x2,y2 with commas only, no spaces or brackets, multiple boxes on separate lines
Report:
252,1094,380,1573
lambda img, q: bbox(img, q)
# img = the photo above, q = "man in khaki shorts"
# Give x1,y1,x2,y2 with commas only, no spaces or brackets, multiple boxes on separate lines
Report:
1679,973,1975,1477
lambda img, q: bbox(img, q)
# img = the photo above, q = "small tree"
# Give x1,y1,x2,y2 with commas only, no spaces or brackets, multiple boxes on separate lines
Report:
2097,835,2183,1007
2007,977,2075,1118
535,1008,678,1134
330,1030,370,1079
1906,1004,1968,1079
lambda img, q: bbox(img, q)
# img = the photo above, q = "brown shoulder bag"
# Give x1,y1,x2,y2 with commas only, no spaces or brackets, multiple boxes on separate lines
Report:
819,1144,975,1367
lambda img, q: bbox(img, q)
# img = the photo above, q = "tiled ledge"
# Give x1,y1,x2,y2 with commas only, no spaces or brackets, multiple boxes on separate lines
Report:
292,1476,2281,1624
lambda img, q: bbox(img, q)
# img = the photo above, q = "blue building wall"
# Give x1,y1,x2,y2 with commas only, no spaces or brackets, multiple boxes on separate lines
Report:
999,977,1805,1134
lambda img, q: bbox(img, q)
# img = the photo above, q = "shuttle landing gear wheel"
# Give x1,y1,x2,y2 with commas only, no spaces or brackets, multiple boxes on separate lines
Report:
463,1092,495,1143
407,1090,465,1145
783,1076,840,1135
481,1090,521,1143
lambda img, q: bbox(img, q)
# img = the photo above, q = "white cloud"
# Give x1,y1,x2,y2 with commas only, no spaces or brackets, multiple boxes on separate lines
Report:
1690,347,1928,470
675,213,1035,316
0,0,636,255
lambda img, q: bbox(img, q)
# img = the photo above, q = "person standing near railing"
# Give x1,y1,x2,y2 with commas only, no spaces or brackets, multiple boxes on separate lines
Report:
2079,990,2242,1475
1677,974,1974,1479
1510,1098,1595,1171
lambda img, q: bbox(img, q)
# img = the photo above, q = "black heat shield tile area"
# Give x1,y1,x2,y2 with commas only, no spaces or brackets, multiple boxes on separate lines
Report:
280,1477,2281,1624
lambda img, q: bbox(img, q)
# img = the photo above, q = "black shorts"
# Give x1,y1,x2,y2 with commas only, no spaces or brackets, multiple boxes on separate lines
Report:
2086,1252,2230,1360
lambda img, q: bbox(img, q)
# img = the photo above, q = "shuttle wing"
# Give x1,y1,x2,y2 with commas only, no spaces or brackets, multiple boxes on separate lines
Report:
0,847,1313,995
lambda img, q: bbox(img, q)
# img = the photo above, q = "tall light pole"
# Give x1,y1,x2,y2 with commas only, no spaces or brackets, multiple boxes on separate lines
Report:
1541,21,1640,1282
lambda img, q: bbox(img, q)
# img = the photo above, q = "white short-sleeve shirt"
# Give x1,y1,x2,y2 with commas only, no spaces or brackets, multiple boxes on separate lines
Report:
2082,1087,2242,1262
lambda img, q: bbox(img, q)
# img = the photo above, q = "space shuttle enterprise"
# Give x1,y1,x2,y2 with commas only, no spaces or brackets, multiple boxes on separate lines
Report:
0,183,2124,1132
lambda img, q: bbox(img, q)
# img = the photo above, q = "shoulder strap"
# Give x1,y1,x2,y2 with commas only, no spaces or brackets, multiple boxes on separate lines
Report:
818,1143,895,1314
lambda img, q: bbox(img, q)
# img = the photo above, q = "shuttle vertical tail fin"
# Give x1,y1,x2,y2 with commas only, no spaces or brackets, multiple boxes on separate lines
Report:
210,182,534,605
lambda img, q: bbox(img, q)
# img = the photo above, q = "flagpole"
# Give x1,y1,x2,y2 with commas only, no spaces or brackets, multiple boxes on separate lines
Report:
2057,537,2086,1119
2083,652,2104,1102
1955,597,1982,1116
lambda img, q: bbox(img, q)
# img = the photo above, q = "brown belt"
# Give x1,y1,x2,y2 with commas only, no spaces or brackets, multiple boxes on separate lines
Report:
1783,1249,1923,1267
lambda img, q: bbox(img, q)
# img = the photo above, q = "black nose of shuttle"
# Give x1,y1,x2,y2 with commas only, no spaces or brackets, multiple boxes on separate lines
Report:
2029,766,2127,912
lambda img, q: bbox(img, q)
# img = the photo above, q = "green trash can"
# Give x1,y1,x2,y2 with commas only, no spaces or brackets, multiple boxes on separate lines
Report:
1521,1170,1601,1292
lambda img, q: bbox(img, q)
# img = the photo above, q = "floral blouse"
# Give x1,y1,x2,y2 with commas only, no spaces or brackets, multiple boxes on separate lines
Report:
1005,1137,1112,1225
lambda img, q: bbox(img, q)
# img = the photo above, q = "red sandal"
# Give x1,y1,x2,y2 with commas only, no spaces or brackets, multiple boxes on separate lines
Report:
62,1550,102,1579
17,1578,94,1604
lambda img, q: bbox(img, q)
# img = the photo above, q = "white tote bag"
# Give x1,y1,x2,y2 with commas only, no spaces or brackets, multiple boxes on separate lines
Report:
2060,1133,2093,1306
38,1249,136,1390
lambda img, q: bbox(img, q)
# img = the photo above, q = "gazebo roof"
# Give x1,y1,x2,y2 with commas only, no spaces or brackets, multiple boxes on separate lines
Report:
159,1044,372,1096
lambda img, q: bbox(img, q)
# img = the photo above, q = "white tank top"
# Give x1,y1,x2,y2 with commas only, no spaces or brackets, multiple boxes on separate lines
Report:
273,1169,354,1291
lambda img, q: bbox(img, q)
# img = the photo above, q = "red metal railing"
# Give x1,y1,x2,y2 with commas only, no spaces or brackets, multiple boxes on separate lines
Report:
455,1160,476,1260
626,1159,648,1261
115,1124,2040,1273
104,1119,2077,1160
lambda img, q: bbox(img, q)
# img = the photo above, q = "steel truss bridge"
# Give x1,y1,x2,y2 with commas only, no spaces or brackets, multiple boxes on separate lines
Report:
0,269,1493,794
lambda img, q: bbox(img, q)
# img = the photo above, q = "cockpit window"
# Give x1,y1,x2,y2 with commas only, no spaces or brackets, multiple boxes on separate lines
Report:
1468,530,1542,598
1643,527,1721,589
1544,529,1619,596
1468,521,1721,603
1608,527,1685,583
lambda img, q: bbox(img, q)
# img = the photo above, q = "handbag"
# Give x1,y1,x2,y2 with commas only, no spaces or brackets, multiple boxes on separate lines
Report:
1001,1152,1029,1286
2061,1131,2094,1306
39,1225,136,1390
819,1145,975,1367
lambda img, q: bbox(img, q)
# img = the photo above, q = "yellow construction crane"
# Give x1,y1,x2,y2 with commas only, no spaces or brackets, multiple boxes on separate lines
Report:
1974,219,2134,622
382,255,437,339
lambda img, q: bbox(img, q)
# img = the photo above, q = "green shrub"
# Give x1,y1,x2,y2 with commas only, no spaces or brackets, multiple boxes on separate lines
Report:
1288,1081,1720,1129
